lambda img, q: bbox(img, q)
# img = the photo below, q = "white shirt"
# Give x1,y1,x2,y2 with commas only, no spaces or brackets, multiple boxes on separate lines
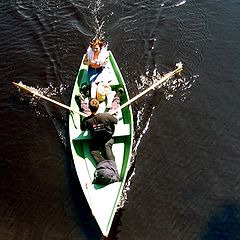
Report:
87,46,109,66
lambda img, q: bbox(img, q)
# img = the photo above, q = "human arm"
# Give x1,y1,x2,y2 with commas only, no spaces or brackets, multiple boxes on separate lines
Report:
83,53,100,66
98,57,108,66
108,113,118,124
83,53,89,65
80,119,87,131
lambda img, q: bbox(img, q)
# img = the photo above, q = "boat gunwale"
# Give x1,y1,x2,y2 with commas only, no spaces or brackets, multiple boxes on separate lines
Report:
68,51,134,237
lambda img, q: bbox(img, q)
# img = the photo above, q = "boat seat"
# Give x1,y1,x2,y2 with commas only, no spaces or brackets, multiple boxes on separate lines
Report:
78,65,120,88
73,123,130,141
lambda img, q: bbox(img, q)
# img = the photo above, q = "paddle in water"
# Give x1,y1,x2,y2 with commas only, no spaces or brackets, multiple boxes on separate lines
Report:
12,81,88,117
13,62,183,118
112,62,183,114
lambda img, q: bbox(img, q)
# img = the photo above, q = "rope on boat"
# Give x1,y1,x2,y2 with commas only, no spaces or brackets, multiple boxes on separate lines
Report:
70,111,77,129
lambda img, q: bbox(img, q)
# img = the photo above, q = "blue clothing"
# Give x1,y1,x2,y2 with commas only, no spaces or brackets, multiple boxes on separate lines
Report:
88,66,103,83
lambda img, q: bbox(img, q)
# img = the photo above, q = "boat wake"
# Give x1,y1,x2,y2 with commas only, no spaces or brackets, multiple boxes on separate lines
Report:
87,0,105,39
14,0,206,235
160,0,187,8
116,0,209,210
118,64,195,209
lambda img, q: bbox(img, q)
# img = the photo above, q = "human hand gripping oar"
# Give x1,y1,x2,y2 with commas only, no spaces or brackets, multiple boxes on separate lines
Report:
12,82,88,117
110,62,183,115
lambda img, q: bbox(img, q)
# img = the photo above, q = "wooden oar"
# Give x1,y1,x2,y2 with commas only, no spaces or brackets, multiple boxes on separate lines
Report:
12,82,88,117
13,62,183,118
118,62,183,111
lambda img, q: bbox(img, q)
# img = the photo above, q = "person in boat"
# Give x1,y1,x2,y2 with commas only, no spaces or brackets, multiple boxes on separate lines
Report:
80,89,123,164
83,38,109,99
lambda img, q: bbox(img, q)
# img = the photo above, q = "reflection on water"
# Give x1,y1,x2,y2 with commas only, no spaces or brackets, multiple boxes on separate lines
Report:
202,202,240,240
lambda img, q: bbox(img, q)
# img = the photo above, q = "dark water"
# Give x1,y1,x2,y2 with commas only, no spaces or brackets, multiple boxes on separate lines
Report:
1,0,240,239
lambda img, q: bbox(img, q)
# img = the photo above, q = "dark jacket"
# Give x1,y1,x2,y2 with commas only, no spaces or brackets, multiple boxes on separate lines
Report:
81,112,118,140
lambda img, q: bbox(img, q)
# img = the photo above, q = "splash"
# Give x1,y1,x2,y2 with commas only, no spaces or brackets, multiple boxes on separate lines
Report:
88,0,105,39
39,84,69,146
117,62,196,208
160,0,187,8
118,108,153,209
18,83,69,146
164,73,199,101
175,0,186,7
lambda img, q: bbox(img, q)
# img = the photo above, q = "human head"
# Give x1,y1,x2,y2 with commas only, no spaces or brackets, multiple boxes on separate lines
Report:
89,38,105,52
89,98,99,113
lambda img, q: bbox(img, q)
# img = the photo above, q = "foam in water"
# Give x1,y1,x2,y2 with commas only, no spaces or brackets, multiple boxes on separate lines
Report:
160,0,187,8
175,0,186,7
118,60,197,207
88,0,105,39
17,83,69,146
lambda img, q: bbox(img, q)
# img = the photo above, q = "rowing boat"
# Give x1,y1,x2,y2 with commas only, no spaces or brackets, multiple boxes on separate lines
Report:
12,55,183,237
68,51,134,237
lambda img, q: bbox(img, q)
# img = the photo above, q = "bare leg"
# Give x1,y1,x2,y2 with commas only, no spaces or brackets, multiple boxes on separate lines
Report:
110,96,120,110
106,91,115,108
108,96,120,115
91,82,97,98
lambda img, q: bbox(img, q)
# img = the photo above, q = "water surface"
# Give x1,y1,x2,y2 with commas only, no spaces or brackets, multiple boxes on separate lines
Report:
1,0,240,239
